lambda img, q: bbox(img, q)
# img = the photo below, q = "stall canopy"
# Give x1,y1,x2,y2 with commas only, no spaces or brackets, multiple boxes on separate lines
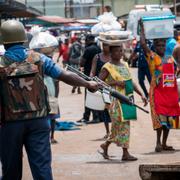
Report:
61,23,91,31
28,16,76,26
76,19,99,25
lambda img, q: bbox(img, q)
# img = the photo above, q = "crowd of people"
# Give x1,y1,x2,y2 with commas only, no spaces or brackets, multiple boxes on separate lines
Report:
0,13,180,179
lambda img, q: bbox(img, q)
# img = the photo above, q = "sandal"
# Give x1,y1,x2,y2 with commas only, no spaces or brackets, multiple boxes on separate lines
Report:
122,155,138,161
98,144,110,159
97,150,110,159
162,145,175,151
103,133,109,139
51,139,58,144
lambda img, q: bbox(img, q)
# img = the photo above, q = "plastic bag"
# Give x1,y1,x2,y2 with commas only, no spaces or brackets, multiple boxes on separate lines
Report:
91,12,121,34
29,26,58,49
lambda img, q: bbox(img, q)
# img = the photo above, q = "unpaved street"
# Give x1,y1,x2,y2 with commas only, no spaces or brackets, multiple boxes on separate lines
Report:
19,68,180,179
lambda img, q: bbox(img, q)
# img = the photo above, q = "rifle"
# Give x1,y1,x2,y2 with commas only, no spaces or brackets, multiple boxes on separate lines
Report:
66,65,149,114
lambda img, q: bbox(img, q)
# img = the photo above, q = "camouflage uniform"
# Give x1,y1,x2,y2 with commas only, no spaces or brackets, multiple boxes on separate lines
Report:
0,51,62,180
0,20,62,180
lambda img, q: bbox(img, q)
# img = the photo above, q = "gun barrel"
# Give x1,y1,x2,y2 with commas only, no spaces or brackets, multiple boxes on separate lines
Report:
110,89,149,114
66,65,149,114
66,65,91,81
110,90,133,105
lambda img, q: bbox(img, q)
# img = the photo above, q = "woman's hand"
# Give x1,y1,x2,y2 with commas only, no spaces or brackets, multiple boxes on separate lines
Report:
141,95,148,106
116,81,125,88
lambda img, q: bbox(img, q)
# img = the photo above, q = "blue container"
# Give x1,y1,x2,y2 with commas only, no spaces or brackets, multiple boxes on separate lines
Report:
142,15,176,39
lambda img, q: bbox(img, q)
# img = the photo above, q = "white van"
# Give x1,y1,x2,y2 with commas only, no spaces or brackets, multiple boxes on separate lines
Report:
127,5,173,40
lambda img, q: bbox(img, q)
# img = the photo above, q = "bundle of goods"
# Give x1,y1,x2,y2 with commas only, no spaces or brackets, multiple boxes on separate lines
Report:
142,15,176,39
98,30,132,45
91,12,122,35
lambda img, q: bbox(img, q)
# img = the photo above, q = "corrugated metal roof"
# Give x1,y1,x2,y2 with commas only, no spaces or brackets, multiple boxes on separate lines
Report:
0,0,42,18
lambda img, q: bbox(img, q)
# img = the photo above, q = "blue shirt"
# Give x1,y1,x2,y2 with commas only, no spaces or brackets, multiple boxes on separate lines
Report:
165,38,177,57
134,41,153,68
40,54,62,79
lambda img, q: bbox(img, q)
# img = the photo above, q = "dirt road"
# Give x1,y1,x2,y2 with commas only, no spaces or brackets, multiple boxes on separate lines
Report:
20,68,180,179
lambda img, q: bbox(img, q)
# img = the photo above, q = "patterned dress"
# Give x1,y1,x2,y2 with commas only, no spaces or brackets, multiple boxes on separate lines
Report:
103,62,133,148
146,52,180,129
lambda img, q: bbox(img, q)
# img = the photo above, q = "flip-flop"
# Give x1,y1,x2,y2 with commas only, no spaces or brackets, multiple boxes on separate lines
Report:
162,146,175,151
51,139,58,144
97,150,110,159
103,134,109,139
122,155,138,161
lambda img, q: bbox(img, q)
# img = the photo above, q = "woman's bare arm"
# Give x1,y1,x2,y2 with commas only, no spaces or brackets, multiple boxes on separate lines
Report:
90,55,98,77
139,19,151,56
133,81,148,106
99,68,125,88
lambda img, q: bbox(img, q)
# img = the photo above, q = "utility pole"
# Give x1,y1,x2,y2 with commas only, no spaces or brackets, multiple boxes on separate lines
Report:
65,0,67,18
174,0,177,16
43,0,46,15
101,0,104,13
70,0,73,18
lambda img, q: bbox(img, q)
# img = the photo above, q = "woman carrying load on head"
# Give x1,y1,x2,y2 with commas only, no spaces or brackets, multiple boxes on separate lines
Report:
139,20,180,152
98,33,147,161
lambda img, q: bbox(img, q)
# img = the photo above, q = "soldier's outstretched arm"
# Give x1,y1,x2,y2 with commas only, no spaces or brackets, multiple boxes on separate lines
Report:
41,54,98,91
57,69,99,91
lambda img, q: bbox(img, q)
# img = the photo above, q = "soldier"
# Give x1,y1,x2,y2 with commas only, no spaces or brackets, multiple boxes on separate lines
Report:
0,20,98,180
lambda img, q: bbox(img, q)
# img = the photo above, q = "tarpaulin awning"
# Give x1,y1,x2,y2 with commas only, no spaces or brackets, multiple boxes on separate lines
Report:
27,16,76,27
60,25,91,31
76,19,99,24
36,16,75,24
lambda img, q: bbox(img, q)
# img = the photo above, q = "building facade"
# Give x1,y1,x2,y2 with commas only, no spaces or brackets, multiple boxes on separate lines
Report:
26,0,65,17
15,0,167,18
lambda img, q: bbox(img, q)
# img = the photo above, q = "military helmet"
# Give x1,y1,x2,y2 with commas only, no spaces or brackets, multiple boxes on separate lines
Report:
0,20,27,44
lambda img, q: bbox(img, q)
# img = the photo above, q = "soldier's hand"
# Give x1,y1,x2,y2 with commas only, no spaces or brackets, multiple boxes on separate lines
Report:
87,81,99,92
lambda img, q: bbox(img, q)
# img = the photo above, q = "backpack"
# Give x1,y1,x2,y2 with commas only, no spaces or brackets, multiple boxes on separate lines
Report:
69,42,81,64
0,52,50,122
